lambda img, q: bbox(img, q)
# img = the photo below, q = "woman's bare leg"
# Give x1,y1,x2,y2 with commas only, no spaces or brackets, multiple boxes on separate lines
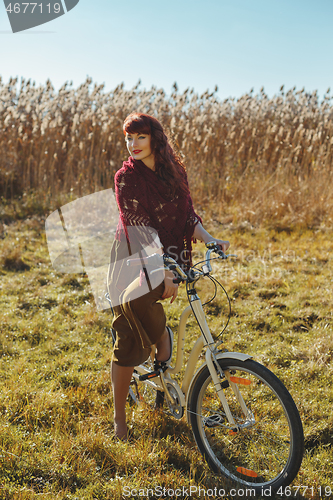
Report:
111,325,170,440
155,327,171,362
111,361,134,440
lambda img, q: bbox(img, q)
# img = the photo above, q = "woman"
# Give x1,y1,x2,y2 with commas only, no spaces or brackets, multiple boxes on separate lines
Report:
109,112,230,440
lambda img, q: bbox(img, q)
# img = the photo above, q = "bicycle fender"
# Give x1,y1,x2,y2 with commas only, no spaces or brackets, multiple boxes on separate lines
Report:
215,351,252,362
185,351,252,424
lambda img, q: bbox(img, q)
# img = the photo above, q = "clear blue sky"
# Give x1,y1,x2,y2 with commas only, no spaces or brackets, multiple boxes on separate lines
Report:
1,0,332,99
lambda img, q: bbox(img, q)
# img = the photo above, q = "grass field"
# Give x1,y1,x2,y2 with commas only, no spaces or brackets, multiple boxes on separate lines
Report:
0,213,332,499
1,76,333,499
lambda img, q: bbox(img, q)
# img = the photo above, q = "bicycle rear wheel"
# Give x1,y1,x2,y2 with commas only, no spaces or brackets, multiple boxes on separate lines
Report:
188,358,304,492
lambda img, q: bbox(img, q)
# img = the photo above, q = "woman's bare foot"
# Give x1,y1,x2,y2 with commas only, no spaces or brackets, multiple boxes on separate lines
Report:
114,419,128,441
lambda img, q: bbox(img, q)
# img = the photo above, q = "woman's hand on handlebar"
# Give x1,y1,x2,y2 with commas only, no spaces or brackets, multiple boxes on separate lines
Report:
193,224,230,253
162,270,178,303
211,238,230,253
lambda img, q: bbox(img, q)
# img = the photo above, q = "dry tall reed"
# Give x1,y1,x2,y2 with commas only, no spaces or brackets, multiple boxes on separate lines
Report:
1,77,333,227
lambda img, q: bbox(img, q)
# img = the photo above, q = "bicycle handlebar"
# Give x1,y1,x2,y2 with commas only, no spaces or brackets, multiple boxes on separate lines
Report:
126,243,236,283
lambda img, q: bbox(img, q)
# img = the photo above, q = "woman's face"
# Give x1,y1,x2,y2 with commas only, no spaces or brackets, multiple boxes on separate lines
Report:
125,132,153,162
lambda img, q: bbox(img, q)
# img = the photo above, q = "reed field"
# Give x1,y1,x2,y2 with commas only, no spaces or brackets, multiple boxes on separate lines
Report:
0,77,333,499
1,76,333,228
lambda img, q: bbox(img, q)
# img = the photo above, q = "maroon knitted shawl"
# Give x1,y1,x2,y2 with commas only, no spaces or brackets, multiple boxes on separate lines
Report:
114,157,202,269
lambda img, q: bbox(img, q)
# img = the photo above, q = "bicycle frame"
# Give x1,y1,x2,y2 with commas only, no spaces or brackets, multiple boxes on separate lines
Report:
133,280,252,425
119,246,304,490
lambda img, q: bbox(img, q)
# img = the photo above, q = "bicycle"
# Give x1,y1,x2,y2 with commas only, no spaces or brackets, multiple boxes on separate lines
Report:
106,241,304,493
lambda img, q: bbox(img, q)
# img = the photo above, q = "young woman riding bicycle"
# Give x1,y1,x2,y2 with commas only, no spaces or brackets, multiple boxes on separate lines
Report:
108,112,229,440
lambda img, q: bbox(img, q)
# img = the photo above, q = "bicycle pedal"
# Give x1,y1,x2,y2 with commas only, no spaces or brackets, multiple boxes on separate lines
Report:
204,414,224,428
138,369,160,381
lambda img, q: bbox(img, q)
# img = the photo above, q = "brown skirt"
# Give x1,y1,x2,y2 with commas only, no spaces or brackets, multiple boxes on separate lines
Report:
108,237,166,366
111,280,166,366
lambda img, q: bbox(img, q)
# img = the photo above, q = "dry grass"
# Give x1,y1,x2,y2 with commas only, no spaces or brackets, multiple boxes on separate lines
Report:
1,77,333,498
0,218,332,499
1,77,333,228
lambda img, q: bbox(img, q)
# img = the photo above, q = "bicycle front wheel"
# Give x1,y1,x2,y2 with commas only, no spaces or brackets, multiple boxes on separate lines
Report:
188,358,304,492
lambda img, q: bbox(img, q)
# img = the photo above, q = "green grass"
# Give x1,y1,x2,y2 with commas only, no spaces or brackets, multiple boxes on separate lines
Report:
0,216,332,499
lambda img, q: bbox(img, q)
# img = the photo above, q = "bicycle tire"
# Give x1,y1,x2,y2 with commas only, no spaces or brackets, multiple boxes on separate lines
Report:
188,358,304,492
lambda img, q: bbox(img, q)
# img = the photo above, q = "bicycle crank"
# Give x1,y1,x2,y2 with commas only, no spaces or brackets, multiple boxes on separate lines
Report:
164,381,184,419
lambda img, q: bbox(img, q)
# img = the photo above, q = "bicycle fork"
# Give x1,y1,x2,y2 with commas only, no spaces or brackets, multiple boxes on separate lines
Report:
190,294,253,430
205,350,254,430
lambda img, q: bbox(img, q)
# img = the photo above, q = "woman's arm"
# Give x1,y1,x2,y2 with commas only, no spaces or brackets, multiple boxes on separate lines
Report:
162,223,230,304
193,223,230,253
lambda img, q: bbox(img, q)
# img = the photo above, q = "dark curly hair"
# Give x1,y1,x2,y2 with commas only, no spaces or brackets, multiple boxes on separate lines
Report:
123,112,189,198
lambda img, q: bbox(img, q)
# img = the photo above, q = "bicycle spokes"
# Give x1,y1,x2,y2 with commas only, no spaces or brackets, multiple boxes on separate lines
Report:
189,359,303,489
